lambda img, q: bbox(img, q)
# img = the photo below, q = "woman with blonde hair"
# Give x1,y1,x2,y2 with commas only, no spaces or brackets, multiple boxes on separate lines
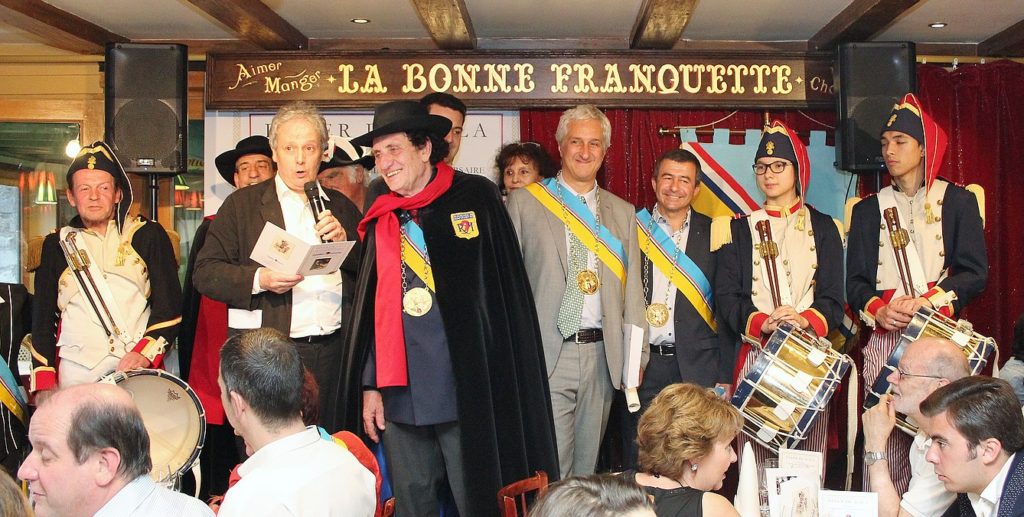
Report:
625,383,742,517
0,469,31,517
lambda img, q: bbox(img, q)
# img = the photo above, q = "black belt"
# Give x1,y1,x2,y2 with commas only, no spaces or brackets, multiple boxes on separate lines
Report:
565,328,603,344
650,343,676,356
293,330,339,344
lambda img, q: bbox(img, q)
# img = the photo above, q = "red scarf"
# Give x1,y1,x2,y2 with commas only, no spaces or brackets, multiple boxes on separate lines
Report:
358,162,454,387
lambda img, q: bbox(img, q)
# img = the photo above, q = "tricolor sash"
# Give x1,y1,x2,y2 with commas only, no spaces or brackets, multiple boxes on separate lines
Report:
526,178,627,284
401,219,435,292
636,209,716,331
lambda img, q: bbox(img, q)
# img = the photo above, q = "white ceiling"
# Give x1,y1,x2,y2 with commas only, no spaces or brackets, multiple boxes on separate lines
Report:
0,0,1021,55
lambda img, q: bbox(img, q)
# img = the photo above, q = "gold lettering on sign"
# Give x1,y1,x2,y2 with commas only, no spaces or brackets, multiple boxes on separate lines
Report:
453,64,482,93
264,69,321,94
572,64,598,94
706,65,728,94
681,64,703,94
748,65,771,94
629,64,655,93
550,64,572,93
362,65,387,93
231,62,281,90
402,63,427,93
337,64,358,94
513,63,535,93
657,64,679,94
602,64,627,93
771,65,793,94
483,63,511,93
727,65,747,94
429,63,452,92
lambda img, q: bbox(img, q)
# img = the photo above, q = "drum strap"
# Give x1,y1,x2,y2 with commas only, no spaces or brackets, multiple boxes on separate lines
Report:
844,361,858,491
58,228,136,348
877,189,929,297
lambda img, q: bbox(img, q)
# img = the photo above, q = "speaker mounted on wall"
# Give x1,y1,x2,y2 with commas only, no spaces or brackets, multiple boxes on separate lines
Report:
835,42,916,173
105,43,187,175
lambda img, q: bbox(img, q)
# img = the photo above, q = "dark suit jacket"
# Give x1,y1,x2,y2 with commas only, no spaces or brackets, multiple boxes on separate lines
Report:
943,452,1024,517
642,210,728,385
193,180,362,335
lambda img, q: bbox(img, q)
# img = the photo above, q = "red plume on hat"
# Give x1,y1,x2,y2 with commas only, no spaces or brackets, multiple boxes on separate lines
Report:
891,93,948,191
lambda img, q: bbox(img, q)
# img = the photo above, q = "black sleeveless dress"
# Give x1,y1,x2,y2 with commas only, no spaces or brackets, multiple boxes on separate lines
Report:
624,470,704,517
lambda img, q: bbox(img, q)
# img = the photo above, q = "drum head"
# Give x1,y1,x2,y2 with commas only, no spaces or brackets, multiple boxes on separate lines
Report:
113,370,206,482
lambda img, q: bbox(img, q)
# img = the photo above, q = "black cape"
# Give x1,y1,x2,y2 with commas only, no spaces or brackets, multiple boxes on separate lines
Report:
333,171,559,516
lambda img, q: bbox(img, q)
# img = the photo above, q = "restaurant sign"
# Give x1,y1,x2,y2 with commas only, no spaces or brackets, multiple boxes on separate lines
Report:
206,51,835,110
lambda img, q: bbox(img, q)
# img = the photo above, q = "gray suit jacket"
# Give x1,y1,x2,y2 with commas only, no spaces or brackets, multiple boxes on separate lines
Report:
506,185,647,387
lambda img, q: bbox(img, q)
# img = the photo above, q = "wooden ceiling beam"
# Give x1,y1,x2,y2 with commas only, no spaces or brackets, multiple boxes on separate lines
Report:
979,18,1024,57
808,0,920,51
410,0,476,50
630,0,698,50
185,0,307,50
0,0,127,54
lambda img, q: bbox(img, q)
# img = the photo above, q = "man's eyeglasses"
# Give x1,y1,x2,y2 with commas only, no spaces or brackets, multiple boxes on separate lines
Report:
896,367,943,380
752,161,791,175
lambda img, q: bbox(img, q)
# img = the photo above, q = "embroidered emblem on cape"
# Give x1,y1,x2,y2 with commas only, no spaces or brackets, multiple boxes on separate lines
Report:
450,211,479,239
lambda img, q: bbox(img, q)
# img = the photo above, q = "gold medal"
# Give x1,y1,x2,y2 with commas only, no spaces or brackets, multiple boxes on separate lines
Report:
402,287,432,317
576,270,600,295
646,303,670,327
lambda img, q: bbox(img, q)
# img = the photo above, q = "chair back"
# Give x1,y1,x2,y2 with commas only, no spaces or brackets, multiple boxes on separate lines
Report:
497,470,549,517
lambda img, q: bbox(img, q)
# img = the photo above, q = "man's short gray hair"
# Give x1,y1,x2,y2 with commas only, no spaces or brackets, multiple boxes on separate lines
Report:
555,105,611,149
268,101,329,154
68,398,151,481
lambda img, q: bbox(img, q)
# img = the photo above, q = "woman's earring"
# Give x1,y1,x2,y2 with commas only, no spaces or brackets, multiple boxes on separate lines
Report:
690,463,698,472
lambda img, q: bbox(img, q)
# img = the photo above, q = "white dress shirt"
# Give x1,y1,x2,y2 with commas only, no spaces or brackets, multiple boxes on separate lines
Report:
246,177,343,338
218,426,376,517
647,205,691,346
900,431,956,517
969,453,1016,517
558,176,603,330
93,475,213,517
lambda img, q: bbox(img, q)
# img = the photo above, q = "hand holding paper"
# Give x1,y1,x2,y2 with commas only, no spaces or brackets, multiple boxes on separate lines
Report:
250,222,355,277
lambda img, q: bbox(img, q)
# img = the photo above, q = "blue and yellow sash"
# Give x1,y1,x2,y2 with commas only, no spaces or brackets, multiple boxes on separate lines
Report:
636,209,716,331
0,359,27,424
526,178,627,284
401,219,435,291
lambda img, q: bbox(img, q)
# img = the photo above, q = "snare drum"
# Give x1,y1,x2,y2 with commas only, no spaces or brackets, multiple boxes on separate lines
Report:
864,306,996,435
103,369,206,485
731,322,851,452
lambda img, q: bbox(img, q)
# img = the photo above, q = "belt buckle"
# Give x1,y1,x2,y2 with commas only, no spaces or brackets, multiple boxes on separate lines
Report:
574,332,586,344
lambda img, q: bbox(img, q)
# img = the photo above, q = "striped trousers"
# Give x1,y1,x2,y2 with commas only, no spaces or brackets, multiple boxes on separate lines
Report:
862,329,912,495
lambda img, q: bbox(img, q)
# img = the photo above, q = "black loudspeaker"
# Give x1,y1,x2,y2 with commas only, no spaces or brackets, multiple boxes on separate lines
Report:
105,43,187,174
836,42,916,172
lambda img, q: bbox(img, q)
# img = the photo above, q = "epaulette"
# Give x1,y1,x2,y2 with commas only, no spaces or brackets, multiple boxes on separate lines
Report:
844,197,862,235
965,184,985,228
710,215,733,251
26,235,45,272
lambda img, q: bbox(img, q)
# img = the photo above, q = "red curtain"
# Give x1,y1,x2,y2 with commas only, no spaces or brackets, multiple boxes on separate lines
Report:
520,59,1024,357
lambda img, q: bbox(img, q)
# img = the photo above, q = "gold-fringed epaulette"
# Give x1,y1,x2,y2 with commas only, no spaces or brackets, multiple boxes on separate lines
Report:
710,216,733,252
965,184,986,228
25,235,46,272
844,197,861,236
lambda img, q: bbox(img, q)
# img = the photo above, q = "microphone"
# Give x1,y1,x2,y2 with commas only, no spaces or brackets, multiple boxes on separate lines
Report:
304,180,328,243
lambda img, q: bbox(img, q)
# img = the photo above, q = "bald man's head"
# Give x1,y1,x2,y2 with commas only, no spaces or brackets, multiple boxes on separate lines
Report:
906,337,971,381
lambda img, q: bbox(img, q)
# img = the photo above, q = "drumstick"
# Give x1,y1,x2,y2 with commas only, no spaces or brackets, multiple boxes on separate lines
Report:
65,233,123,336
883,208,917,298
59,237,113,338
755,220,782,308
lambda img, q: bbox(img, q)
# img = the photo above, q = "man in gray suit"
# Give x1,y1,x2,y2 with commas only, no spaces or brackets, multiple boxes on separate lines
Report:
507,104,647,477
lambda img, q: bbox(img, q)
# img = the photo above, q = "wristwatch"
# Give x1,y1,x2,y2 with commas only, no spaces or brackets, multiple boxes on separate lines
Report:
864,451,887,465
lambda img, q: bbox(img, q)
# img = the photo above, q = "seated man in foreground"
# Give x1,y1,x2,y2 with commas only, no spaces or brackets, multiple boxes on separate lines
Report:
217,328,375,517
17,383,213,517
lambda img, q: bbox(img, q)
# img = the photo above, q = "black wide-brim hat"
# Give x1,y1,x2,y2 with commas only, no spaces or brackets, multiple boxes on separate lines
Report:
66,141,134,231
351,100,452,148
215,135,273,185
319,137,375,173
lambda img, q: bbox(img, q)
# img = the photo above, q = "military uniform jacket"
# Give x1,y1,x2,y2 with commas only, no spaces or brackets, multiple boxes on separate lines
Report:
847,179,987,323
31,216,182,391
716,203,845,374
